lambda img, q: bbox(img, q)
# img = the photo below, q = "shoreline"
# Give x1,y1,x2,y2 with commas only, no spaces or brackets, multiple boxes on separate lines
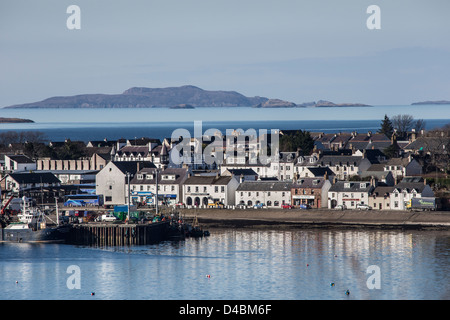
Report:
179,208,450,230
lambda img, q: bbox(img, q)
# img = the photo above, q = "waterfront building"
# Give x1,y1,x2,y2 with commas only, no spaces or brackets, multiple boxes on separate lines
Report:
182,174,239,207
129,167,188,206
328,180,375,209
235,181,292,208
1,171,61,194
95,161,156,206
388,177,435,210
291,177,331,208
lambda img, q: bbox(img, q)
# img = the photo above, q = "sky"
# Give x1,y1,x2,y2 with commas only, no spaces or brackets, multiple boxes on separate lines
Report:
1,0,449,107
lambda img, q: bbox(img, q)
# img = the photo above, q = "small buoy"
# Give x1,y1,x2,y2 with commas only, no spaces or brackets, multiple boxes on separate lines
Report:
206,274,211,278
90,292,95,296
330,282,335,287
345,290,350,296
15,281,18,284
306,264,309,267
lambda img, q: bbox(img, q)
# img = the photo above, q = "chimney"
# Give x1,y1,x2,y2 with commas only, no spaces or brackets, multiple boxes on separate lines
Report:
424,178,427,186
240,174,244,183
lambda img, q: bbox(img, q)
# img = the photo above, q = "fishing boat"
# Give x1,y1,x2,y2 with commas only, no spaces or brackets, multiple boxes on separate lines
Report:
1,197,71,243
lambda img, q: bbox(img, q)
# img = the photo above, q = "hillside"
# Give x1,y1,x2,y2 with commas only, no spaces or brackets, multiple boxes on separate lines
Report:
4,85,268,109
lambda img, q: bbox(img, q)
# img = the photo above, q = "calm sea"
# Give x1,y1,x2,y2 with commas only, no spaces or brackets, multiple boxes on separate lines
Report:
0,228,449,300
0,105,449,142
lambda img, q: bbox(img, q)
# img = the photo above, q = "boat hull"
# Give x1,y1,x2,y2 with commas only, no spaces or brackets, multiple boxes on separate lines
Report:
1,225,72,243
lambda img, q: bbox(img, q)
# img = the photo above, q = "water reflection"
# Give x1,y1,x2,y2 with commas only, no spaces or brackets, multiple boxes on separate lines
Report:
1,229,449,300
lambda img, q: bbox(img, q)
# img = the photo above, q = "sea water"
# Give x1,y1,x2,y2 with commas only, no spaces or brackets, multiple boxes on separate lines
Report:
1,228,449,300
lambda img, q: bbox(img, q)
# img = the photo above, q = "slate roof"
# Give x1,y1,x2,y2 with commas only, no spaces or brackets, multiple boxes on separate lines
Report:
130,167,187,185
292,177,326,189
329,181,374,192
184,175,234,186
6,155,35,163
8,172,60,184
319,155,364,166
236,181,293,192
112,161,156,174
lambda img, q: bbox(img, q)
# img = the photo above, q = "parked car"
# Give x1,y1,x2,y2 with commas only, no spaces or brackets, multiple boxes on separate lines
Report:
299,204,311,210
99,213,118,222
334,204,347,210
356,204,372,210
236,203,247,209
282,204,293,209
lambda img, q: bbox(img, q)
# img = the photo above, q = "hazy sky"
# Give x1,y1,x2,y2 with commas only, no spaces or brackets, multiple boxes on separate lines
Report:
1,0,449,106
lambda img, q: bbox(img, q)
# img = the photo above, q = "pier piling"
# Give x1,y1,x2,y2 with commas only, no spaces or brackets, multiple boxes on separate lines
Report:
68,222,170,246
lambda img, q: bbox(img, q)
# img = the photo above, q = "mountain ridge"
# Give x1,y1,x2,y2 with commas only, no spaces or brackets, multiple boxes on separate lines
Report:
3,85,370,109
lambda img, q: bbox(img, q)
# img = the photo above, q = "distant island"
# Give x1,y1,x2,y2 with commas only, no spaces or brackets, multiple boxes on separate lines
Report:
169,104,195,109
254,99,371,108
0,117,34,123
2,85,371,109
411,100,450,105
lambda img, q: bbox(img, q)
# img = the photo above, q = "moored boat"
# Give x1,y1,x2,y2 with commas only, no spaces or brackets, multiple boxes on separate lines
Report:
1,197,71,243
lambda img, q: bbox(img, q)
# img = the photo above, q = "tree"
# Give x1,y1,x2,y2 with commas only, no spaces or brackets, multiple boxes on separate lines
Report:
279,130,314,154
377,114,394,138
392,114,414,139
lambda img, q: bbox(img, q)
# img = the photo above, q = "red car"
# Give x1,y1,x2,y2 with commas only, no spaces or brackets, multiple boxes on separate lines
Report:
282,204,293,209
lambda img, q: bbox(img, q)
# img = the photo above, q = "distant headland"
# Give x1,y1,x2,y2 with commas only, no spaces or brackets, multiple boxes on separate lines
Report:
2,85,371,109
411,100,450,105
0,117,34,123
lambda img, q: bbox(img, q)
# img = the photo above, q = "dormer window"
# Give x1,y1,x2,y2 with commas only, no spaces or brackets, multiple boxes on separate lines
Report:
145,174,153,180
360,183,367,189
344,182,351,188
137,174,143,180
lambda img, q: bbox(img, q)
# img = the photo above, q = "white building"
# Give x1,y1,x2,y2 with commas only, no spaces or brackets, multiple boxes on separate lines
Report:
182,174,239,207
96,161,156,206
129,167,188,205
328,180,375,209
235,181,293,208
4,155,36,172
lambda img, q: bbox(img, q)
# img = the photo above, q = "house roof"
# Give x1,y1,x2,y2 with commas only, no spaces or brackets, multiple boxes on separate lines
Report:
319,155,365,166
184,175,233,186
6,154,35,163
111,161,156,175
329,181,374,192
223,168,258,176
292,177,326,189
7,172,60,184
237,181,293,192
116,146,149,157
305,167,334,177
130,167,187,185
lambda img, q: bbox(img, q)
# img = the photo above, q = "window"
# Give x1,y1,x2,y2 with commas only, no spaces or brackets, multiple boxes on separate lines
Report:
195,186,199,192
221,186,225,192
215,186,218,193
109,185,112,190
187,186,191,192
105,196,112,202
203,186,207,192
256,192,259,197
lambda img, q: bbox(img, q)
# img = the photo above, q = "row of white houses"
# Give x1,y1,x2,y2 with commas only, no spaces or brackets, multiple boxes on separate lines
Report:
94,161,434,210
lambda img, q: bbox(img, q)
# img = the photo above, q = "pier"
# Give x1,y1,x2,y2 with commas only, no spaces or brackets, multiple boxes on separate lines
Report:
67,221,172,246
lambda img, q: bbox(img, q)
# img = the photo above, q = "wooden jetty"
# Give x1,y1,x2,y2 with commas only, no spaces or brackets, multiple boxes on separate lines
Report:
67,221,172,246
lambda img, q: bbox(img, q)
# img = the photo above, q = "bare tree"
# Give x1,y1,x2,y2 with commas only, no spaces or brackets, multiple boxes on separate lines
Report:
392,114,414,139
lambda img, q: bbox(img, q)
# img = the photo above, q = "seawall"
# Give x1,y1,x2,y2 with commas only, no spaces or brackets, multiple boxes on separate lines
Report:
179,208,450,230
